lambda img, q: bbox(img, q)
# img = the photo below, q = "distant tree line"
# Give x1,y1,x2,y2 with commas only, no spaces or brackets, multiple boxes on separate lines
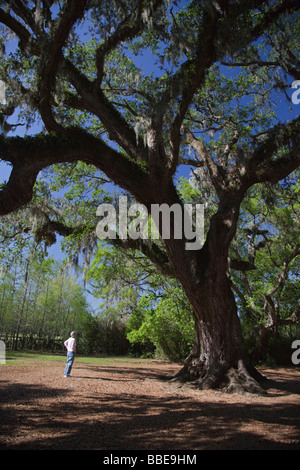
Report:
0,240,87,351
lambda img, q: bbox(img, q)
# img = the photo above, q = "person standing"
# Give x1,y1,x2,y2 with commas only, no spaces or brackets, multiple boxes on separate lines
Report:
64,331,77,377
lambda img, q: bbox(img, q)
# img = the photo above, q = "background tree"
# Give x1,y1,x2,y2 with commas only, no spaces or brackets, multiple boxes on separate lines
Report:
88,242,195,360
0,0,300,392
0,221,92,351
126,283,195,361
229,175,300,364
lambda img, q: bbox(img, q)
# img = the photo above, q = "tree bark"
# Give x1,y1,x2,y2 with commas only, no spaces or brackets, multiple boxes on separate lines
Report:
175,267,265,393
161,193,266,393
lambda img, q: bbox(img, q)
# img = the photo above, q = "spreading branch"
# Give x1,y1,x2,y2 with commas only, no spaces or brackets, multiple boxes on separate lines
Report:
0,129,149,216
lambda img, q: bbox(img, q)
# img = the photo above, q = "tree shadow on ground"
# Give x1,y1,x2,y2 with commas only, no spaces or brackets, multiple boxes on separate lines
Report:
1,371,299,451
75,364,300,396
74,364,176,382
0,381,69,449
260,368,300,396
0,380,68,405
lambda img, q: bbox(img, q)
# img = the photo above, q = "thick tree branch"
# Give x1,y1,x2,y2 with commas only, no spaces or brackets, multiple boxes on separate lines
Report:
264,295,300,327
290,300,300,324
243,117,300,188
0,7,32,48
55,56,149,163
228,258,256,272
0,129,149,216
251,0,300,38
184,116,300,197
161,7,223,173
181,126,227,195
38,0,88,132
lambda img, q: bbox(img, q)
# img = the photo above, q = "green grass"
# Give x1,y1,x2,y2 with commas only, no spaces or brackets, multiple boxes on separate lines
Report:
3,350,150,366
4,351,66,365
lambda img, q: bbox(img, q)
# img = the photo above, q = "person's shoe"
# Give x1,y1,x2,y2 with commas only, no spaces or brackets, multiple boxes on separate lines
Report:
64,375,70,378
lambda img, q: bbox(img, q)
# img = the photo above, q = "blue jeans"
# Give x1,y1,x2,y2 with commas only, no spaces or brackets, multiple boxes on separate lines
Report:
64,351,75,376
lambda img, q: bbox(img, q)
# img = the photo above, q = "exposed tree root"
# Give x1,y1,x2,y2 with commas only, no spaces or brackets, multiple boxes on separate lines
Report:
170,357,267,395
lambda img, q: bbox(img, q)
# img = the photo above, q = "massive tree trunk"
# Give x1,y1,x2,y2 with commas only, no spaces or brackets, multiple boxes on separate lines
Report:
176,267,265,393
161,192,265,393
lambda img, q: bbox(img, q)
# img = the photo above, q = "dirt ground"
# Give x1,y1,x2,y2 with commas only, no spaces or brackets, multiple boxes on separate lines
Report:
0,358,300,450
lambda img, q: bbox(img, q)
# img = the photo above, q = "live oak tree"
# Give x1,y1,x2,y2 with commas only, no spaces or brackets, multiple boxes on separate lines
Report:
1,0,300,393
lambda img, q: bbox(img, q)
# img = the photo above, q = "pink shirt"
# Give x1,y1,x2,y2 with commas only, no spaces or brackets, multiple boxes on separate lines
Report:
64,337,76,352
